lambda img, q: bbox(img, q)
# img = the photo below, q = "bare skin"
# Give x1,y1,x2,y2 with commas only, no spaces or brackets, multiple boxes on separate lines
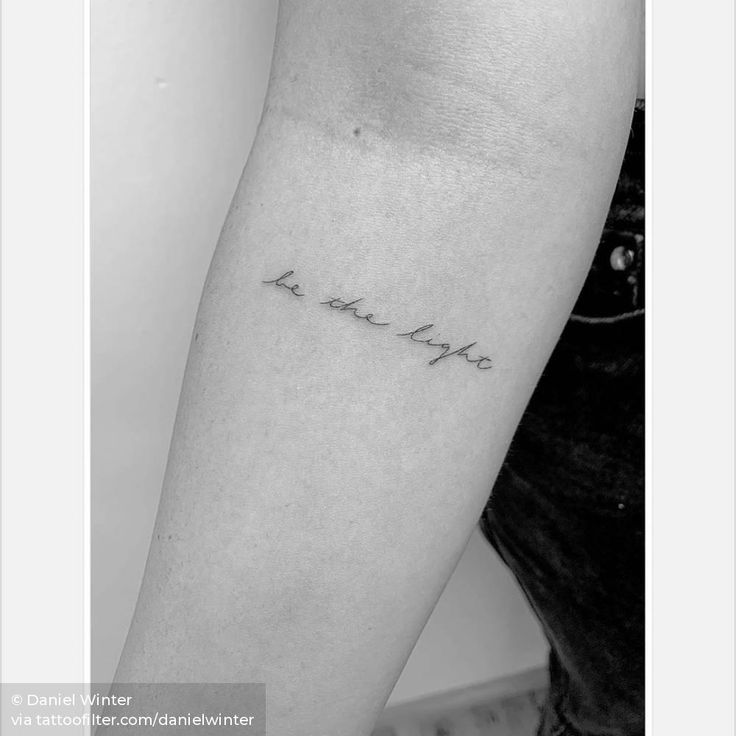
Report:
110,2,642,735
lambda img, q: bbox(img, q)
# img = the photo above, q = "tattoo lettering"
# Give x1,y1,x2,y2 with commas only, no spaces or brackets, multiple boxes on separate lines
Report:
320,297,390,326
396,324,493,369
261,270,305,297
262,269,493,373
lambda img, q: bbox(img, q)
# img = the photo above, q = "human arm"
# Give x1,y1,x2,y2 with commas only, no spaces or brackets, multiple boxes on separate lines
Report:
111,2,642,734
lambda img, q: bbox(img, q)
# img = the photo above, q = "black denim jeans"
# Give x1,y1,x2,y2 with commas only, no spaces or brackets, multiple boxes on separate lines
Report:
480,104,644,736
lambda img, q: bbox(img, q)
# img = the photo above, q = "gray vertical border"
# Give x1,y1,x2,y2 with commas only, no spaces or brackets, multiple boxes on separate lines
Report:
0,0,87,684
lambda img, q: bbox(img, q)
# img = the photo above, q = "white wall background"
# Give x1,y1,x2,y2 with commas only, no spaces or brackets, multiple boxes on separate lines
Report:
92,0,547,704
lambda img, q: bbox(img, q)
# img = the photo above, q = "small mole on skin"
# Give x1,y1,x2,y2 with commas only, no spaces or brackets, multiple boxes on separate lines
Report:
353,127,361,137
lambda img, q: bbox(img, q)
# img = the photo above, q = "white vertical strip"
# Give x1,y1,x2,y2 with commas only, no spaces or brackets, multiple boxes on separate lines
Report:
650,1,734,735
1,0,85,682
83,0,92,695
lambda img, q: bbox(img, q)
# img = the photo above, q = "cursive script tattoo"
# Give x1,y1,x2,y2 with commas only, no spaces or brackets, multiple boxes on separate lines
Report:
262,269,493,373
396,325,493,369
262,270,305,297
320,297,390,326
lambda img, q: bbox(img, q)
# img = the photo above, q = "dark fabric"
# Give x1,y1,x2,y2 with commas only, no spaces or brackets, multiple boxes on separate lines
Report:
480,103,644,736
571,99,644,323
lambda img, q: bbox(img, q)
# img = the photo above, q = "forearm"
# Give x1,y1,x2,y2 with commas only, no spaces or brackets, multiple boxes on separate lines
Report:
113,2,641,734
